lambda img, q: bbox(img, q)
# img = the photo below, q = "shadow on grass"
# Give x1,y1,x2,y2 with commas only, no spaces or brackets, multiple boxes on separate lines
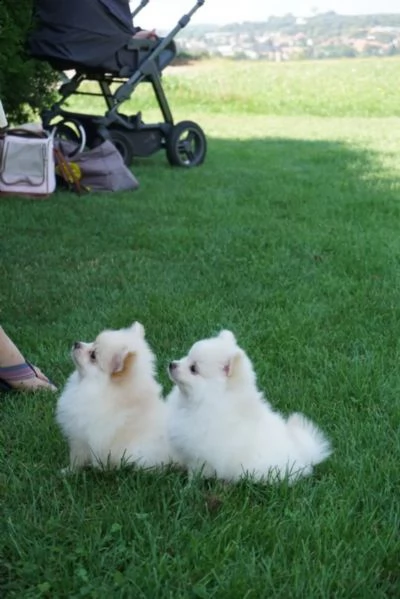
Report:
0,134,399,599
1,134,399,379
1,134,398,337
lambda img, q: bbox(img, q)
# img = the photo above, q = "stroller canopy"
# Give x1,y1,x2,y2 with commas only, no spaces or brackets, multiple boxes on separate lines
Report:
28,0,139,72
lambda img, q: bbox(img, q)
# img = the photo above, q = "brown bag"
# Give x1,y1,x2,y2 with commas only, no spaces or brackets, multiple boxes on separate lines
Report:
55,139,139,192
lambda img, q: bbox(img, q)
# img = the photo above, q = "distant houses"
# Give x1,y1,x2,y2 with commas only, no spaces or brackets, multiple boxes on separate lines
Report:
175,13,400,61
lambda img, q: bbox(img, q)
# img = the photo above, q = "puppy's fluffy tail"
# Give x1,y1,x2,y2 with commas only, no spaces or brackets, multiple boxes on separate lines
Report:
287,412,332,466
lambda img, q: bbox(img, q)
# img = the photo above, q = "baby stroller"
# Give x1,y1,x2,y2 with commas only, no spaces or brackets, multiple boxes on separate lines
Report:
28,0,207,167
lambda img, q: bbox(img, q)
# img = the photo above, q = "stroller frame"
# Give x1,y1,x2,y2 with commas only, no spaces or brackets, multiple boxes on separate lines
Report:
41,0,207,167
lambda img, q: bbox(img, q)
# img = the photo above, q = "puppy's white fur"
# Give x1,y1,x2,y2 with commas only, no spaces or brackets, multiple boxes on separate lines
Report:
167,330,331,483
56,322,173,471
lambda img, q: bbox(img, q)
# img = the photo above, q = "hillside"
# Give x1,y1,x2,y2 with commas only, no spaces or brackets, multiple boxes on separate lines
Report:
176,12,400,60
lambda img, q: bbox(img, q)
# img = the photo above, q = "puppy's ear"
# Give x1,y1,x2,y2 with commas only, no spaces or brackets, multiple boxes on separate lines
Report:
110,348,135,379
223,350,242,378
218,330,236,345
130,321,145,338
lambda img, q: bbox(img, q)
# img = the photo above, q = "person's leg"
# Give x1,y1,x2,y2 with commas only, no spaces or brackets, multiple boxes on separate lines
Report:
0,326,56,392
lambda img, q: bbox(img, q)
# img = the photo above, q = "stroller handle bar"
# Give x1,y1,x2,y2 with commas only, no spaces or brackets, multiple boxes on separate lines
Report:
131,0,205,24
113,0,206,106
178,0,205,28
131,0,149,20
138,0,206,67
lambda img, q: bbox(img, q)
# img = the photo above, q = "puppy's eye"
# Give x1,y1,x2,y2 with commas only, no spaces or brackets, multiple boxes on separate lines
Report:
189,363,198,374
89,350,96,362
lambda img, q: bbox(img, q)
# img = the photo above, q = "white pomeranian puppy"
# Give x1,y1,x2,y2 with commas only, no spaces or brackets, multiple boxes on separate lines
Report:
166,330,332,483
56,322,174,472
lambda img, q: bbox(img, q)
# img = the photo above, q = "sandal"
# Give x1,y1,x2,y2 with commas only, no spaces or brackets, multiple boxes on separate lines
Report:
0,361,57,392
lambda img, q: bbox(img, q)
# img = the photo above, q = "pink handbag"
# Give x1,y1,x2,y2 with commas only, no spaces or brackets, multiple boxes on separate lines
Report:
0,128,56,197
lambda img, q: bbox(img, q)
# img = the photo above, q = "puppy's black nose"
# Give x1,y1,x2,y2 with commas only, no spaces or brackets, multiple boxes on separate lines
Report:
169,361,177,371
73,341,81,350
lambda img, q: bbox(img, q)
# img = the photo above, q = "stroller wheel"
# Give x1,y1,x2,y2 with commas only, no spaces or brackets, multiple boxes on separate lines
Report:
51,120,86,158
166,121,207,167
109,129,134,166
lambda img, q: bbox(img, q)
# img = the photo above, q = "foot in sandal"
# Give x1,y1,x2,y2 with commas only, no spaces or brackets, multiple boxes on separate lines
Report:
0,326,57,392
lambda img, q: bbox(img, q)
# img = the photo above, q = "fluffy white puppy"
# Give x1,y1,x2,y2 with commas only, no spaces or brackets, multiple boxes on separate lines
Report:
56,322,173,471
167,330,331,483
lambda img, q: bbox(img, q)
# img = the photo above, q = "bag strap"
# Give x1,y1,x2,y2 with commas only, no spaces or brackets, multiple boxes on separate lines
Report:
5,128,52,140
54,147,87,195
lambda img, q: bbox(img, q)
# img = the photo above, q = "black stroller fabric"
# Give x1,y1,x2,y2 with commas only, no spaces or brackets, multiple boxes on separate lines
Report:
29,0,142,73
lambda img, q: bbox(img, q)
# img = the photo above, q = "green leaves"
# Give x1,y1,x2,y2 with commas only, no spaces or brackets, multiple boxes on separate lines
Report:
0,0,58,123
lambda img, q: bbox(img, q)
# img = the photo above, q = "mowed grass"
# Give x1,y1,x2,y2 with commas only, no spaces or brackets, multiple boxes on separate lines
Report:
69,56,400,118
1,58,400,597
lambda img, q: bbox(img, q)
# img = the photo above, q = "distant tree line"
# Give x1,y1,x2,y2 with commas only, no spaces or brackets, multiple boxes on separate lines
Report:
217,12,400,39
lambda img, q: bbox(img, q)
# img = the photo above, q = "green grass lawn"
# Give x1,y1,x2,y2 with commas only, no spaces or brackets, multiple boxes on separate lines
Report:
1,58,400,598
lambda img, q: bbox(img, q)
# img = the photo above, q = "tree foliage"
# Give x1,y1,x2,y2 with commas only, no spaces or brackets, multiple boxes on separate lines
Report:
0,0,58,123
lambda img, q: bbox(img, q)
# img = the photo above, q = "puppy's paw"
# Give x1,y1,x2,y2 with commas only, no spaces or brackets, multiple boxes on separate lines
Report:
59,465,78,476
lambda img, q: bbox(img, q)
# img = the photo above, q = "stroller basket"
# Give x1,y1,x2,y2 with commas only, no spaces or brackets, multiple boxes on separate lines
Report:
28,0,207,167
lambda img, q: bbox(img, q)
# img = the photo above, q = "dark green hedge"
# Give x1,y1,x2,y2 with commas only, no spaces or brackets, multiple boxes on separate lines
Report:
0,0,58,123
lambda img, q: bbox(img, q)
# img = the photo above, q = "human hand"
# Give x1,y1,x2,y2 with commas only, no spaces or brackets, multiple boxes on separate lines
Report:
133,29,157,40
